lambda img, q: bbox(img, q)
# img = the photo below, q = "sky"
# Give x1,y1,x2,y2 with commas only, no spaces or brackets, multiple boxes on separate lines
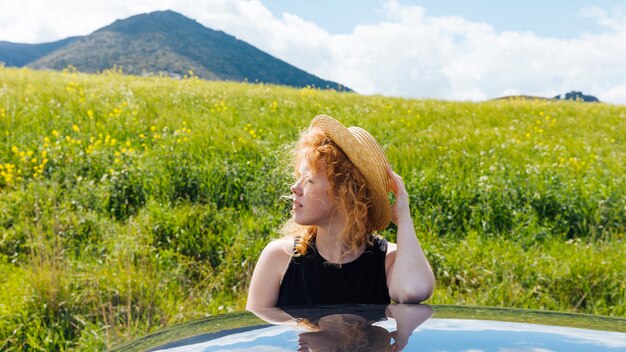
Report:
1,0,626,104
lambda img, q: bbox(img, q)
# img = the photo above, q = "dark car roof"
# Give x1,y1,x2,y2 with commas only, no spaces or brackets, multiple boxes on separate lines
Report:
111,304,626,351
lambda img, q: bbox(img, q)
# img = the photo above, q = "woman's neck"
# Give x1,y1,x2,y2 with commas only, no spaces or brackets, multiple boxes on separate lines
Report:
315,222,366,264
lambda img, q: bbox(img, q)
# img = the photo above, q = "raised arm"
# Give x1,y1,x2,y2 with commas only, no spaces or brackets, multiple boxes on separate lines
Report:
385,167,435,303
246,239,293,310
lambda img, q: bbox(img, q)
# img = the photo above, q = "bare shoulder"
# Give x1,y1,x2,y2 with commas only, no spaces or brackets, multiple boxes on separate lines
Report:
386,241,398,253
246,238,294,309
385,241,397,274
257,238,294,276
262,238,294,259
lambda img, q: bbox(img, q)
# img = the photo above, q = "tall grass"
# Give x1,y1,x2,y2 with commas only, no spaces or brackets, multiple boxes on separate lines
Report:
0,66,624,350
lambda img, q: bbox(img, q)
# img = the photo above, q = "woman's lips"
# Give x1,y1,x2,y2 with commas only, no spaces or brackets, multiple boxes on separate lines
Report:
293,201,303,209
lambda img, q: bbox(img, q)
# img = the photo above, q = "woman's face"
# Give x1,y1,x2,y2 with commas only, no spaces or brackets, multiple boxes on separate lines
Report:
290,158,336,227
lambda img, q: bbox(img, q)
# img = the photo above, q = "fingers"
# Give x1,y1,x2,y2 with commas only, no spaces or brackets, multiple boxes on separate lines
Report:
387,166,405,194
387,167,411,221
387,166,398,193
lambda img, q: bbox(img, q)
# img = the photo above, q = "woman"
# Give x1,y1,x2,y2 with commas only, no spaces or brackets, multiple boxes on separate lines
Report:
246,115,434,308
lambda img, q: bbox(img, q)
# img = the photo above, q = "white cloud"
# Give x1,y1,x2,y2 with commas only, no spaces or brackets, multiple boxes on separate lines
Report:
152,325,294,351
188,0,626,104
579,6,626,31
1,0,626,104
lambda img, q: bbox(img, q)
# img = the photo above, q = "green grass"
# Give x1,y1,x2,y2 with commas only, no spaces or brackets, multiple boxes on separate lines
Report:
0,66,624,350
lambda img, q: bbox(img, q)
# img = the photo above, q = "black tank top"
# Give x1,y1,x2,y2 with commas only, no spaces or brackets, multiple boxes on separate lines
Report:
276,235,391,307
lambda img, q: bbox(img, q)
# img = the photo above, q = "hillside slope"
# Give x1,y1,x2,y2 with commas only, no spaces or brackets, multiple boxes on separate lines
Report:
27,10,349,90
0,67,623,351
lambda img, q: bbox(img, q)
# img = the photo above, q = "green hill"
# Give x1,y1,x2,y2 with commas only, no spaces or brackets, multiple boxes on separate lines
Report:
24,10,349,91
0,67,624,351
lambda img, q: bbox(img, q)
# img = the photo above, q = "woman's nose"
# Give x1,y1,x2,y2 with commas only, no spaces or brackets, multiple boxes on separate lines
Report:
290,181,302,195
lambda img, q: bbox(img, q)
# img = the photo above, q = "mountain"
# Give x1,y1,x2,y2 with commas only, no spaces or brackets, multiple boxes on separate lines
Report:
2,10,349,91
0,37,80,67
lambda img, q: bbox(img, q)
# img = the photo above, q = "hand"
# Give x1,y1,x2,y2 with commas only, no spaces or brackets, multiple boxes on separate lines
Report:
387,167,411,224
389,330,409,351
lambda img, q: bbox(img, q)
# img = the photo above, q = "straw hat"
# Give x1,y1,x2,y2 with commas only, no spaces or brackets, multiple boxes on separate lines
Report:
309,115,393,231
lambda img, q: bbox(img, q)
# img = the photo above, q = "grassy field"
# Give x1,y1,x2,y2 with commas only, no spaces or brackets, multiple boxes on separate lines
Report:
0,66,624,350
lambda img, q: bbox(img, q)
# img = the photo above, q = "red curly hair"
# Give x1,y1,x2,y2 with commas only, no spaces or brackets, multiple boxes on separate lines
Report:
284,127,377,260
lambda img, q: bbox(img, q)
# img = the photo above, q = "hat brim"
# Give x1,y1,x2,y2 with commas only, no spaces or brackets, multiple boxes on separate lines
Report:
310,115,392,231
